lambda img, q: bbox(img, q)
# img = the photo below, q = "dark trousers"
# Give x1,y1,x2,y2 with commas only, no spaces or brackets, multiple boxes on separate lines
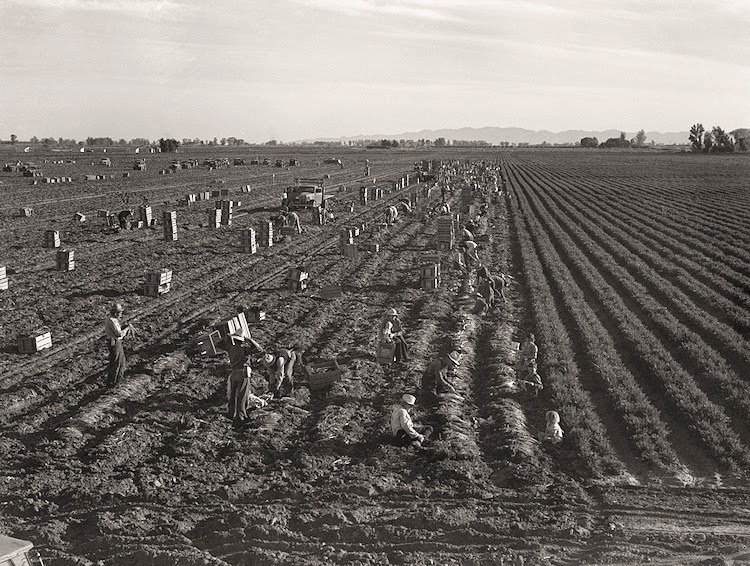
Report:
227,369,252,422
393,335,409,362
395,425,433,448
107,340,126,386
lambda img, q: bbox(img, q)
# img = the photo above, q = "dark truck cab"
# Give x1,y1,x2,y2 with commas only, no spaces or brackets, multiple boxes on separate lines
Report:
283,178,331,210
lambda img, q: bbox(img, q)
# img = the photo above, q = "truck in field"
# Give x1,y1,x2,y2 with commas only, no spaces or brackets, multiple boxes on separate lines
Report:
0,534,44,565
283,178,332,210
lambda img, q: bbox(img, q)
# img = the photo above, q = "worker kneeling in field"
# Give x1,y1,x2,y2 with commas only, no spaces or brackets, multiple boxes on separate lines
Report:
539,410,563,444
220,331,264,429
280,207,302,234
391,394,432,450
421,350,461,405
262,346,300,399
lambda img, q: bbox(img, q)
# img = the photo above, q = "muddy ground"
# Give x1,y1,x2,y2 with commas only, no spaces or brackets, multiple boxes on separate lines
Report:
0,148,748,565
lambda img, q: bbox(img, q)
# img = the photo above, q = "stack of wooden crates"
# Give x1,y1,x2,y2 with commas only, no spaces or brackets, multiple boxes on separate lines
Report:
240,228,257,254
208,208,221,229
436,217,455,251
163,211,177,241
359,186,368,206
139,205,152,226
286,268,309,292
56,249,74,271
144,269,172,297
259,221,273,247
420,263,441,290
44,230,60,248
340,228,358,259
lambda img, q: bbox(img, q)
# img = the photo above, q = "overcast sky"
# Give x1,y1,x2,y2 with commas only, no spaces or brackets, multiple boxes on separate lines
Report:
1,0,748,142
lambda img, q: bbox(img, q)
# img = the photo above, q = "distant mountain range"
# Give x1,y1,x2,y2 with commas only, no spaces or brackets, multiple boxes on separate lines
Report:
297,127,690,146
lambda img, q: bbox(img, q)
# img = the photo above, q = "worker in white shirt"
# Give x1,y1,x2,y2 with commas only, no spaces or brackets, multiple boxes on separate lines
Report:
104,302,133,386
390,394,432,449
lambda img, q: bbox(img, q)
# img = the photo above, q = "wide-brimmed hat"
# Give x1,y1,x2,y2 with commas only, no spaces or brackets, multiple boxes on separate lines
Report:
446,351,461,366
401,394,416,405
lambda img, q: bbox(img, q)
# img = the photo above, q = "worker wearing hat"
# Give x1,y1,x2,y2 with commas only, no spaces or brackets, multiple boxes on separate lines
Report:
421,350,461,404
379,308,409,364
390,393,432,450
279,207,302,234
261,344,300,399
219,329,263,428
104,302,133,387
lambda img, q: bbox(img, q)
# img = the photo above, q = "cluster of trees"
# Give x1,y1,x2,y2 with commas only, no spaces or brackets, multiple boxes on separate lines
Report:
689,124,748,153
579,130,648,149
158,138,180,153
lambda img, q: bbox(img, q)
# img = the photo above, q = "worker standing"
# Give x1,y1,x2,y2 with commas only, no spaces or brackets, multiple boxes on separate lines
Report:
390,394,432,450
104,303,132,387
385,205,398,226
219,330,263,428
262,346,300,398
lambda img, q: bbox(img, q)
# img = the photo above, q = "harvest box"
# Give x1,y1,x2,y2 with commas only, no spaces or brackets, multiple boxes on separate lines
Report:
18,328,52,354
305,360,342,391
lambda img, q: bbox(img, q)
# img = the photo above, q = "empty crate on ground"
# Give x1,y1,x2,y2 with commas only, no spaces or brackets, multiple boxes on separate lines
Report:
377,341,396,365
420,263,441,290
0,266,7,290
44,230,60,248
18,328,52,354
287,268,308,292
305,360,342,392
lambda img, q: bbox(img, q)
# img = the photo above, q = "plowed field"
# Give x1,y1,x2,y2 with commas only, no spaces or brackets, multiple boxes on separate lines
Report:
1,147,748,565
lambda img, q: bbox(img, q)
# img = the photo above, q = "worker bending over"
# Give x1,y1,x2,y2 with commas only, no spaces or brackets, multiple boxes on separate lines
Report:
391,394,432,450
262,345,300,398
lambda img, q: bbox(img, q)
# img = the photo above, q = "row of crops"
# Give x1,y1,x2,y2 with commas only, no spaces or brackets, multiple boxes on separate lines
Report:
506,151,750,482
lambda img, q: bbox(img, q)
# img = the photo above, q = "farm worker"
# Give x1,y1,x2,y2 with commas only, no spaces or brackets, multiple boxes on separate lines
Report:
517,361,543,397
380,308,409,363
461,224,475,242
262,346,299,398
385,205,398,225
391,394,433,450
104,302,133,387
398,198,412,214
280,208,302,233
436,202,451,215
117,209,133,229
539,410,563,444
462,240,480,269
421,351,461,403
518,333,538,367
490,273,511,303
219,330,263,428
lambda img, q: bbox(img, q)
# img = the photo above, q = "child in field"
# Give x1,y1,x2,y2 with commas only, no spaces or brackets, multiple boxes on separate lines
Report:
540,410,563,444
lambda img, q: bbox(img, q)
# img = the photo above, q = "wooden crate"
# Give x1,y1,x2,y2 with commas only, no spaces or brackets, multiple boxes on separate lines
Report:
306,360,342,391
320,284,342,299
287,268,309,282
363,243,380,253
245,307,266,323
420,264,440,278
18,329,52,353
280,226,296,237
376,341,396,365
437,240,453,251
0,276,8,290
421,277,441,290
19,207,33,217
215,315,242,338
287,279,308,292
342,244,358,260
197,330,223,356
44,230,60,248
145,269,172,285
143,282,171,296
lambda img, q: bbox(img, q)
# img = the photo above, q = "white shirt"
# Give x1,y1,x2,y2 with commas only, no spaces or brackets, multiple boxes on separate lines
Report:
104,316,127,341
390,406,419,438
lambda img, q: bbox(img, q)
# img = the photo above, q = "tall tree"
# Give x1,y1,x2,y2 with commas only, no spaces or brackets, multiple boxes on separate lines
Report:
711,126,735,153
689,123,704,151
632,129,647,147
703,131,714,153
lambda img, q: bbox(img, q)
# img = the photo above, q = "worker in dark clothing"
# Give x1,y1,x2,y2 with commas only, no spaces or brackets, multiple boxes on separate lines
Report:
118,209,133,229
421,351,461,405
219,330,263,428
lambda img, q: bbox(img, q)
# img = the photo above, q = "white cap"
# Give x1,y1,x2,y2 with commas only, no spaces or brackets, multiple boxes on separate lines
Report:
401,394,416,405
263,353,275,365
